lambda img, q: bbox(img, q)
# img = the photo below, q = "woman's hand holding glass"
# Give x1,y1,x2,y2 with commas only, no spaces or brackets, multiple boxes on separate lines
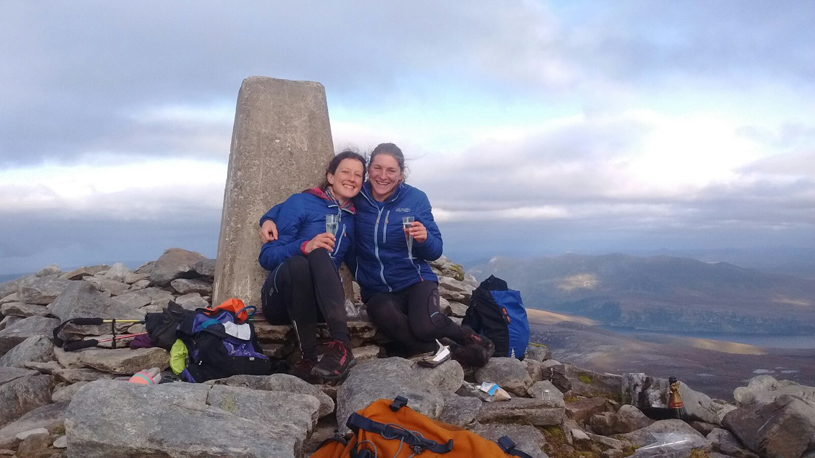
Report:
403,219,428,243
304,232,335,254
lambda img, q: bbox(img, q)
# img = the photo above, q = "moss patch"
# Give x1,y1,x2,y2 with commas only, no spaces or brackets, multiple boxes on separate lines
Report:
578,373,593,384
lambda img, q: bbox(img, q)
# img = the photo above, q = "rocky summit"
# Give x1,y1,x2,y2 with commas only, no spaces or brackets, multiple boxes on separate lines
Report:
1,247,814,457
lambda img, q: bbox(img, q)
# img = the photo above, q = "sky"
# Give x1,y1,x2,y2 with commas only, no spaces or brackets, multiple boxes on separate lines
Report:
1,1,814,275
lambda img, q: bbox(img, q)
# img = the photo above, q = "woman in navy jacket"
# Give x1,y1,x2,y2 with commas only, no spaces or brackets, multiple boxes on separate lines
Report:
258,150,365,383
261,143,493,367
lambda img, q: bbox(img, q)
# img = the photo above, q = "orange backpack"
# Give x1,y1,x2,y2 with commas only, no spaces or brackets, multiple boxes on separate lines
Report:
203,298,256,324
313,396,533,458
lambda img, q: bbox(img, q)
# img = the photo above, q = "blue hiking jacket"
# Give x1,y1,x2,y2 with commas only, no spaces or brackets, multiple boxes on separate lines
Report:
350,182,442,299
258,188,355,271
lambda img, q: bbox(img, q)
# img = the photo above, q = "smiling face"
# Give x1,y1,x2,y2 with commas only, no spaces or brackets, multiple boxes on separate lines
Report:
327,157,365,204
368,153,404,201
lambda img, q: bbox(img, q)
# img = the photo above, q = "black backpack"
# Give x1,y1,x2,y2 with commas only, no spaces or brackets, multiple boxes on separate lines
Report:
464,275,530,359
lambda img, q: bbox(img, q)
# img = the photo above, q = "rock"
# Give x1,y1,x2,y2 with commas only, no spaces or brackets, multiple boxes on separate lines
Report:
414,358,464,393
0,316,21,332
16,275,69,305
48,281,140,326
446,301,469,318
0,277,27,300
65,380,312,457
52,368,114,384
734,374,815,408
74,347,169,375
170,278,213,295
51,382,89,403
207,373,335,418
0,367,38,385
0,293,17,305
112,287,173,310
207,384,321,437
472,423,548,458
350,345,380,363
0,336,54,368
525,359,544,382
528,381,565,407
336,358,445,434
541,361,572,393
102,263,131,282
60,266,109,281
564,364,622,401
0,401,67,449
96,278,130,296
707,428,758,458
193,258,216,279
589,404,654,435
53,435,67,448
474,357,532,397
150,248,206,287
437,394,482,427
618,419,710,456
0,302,50,318
173,293,210,310
0,316,60,357
15,427,50,441
0,374,52,429
526,344,552,362
253,322,294,342
123,273,149,285
723,394,815,458
36,264,61,277
477,397,565,426
16,430,52,458
623,372,733,425
565,396,615,425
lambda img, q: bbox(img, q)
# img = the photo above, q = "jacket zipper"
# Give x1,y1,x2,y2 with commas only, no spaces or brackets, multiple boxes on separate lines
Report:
373,206,392,292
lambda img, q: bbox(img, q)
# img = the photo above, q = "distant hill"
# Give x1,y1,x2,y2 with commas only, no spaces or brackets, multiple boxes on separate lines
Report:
469,253,815,335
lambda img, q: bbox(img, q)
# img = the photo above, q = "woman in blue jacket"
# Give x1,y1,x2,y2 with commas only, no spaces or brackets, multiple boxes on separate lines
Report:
262,143,493,367
258,150,365,383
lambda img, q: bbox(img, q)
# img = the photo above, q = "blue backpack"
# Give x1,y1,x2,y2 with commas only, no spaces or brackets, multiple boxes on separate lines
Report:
464,275,530,359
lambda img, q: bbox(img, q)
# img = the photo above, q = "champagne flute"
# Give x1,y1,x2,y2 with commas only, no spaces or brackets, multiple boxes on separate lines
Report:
402,216,415,260
325,214,339,236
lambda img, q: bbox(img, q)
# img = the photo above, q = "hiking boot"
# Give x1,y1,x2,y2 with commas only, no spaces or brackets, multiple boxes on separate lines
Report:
450,343,489,368
313,340,356,382
462,326,495,358
289,358,320,384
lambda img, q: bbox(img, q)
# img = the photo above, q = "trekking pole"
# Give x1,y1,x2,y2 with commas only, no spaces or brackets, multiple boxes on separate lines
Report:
52,318,145,350
62,332,149,352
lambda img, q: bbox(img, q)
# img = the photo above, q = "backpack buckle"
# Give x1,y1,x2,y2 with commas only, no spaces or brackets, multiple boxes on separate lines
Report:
389,396,408,412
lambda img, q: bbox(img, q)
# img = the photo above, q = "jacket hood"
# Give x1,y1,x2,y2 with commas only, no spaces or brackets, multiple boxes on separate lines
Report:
304,187,356,214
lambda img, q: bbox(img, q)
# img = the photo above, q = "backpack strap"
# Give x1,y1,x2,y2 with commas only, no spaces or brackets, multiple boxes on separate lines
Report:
346,412,454,455
497,436,534,458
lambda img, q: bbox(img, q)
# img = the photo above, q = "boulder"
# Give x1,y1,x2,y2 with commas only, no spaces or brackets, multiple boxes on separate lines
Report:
622,373,734,425
60,266,109,281
150,248,206,287
102,263,131,282
734,374,815,408
51,382,89,403
437,394,482,427
174,293,210,310
477,397,564,426
0,336,54,368
528,381,565,407
112,287,173,310
65,380,316,457
541,361,572,393
565,396,615,425
336,358,446,434
525,345,552,362
0,277,27,300
48,281,140,326
706,428,758,458
617,419,710,456
588,404,653,435
723,394,815,458
74,347,169,375
0,302,50,318
414,358,464,393
474,357,533,397
16,275,69,305
564,364,622,401
0,374,52,429
194,258,216,279
525,359,544,382
170,278,213,295
0,316,60,357
472,423,548,458
0,402,68,449
207,374,334,418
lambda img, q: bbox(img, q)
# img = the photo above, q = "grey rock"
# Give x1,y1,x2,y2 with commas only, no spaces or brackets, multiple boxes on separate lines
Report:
60,266,109,281
112,287,172,310
336,358,445,434
53,348,84,369
472,423,548,458
0,302,49,318
97,278,130,296
350,345,380,363
0,316,22,332
102,263,131,282
65,380,304,457
52,368,114,384
525,359,544,382
174,292,210,310
0,367,38,385
16,430,52,457
150,248,206,287
0,277,27,300
0,292,17,304
36,264,61,277
589,404,654,435
51,382,89,403
623,373,733,425
207,384,321,437
75,347,169,375
723,394,815,458
528,381,565,407
617,419,710,454
525,345,552,362
252,322,294,342
123,273,149,285
0,402,68,449
17,275,69,305
129,279,151,290
0,316,60,356
565,396,615,425
587,431,623,450
541,361,572,393
0,336,54,368
734,374,815,408
194,258,216,279
474,357,533,397
171,278,213,295
53,435,67,448
0,374,52,429
477,397,565,426
565,364,622,401
446,301,469,318
707,428,758,458
15,427,49,440
207,373,335,418
49,281,140,325
437,394,482,427
414,358,464,393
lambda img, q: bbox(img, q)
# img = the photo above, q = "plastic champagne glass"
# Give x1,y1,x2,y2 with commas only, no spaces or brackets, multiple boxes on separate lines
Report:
325,214,339,236
402,216,415,260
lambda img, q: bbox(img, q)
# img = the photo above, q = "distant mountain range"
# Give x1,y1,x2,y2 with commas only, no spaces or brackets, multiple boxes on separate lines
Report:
468,253,815,335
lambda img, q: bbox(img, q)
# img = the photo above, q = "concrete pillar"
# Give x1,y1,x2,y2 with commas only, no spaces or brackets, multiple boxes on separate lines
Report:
213,77,334,307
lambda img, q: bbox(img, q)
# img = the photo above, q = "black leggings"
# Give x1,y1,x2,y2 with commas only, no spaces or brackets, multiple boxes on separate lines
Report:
366,281,466,356
261,249,349,361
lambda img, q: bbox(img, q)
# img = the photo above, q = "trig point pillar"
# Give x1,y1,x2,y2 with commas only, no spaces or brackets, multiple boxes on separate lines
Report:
213,76,334,306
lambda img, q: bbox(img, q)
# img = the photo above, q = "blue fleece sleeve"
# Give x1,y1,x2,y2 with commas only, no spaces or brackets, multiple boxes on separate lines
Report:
413,194,443,261
259,203,283,227
257,196,310,270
